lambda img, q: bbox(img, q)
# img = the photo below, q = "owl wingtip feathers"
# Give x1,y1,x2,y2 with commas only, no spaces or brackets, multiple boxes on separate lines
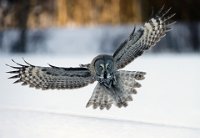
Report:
6,59,34,69
6,59,30,84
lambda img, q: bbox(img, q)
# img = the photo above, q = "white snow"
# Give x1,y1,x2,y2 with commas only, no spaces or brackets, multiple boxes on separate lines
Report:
0,54,200,138
0,108,199,138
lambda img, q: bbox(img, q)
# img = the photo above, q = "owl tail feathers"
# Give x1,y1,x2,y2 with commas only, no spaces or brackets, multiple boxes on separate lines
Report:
86,83,114,110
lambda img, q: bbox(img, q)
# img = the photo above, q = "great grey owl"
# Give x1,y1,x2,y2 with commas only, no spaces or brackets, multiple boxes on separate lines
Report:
7,7,175,110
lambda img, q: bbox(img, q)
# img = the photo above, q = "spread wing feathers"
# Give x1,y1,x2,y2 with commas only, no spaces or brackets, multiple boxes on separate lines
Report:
86,70,145,110
112,70,146,108
6,59,95,90
113,7,175,69
116,70,146,94
86,83,114,110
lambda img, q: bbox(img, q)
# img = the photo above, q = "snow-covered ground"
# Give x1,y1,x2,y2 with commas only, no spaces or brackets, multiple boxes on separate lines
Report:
0,54,200,138
0,108,199,138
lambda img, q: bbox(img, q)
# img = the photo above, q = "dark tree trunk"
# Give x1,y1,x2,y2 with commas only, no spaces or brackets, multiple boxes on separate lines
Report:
189,23,199,52
11,0,30,53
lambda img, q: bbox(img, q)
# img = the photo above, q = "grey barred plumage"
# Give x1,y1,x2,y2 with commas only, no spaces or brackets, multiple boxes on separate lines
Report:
7,6,175,110
86,70,145,109
7,59,95,90
113,6,175,69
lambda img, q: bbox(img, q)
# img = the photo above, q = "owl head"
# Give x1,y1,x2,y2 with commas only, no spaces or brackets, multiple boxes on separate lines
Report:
91,55,116,88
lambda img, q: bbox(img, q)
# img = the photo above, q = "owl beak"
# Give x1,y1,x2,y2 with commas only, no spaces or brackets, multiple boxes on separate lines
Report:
103,71,107,79
96,71,112,88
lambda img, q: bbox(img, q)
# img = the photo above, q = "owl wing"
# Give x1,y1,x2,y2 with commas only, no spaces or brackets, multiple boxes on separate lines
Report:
113,7,175,69
7,60,95,90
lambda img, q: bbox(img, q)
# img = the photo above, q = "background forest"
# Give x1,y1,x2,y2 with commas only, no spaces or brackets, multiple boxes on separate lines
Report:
0,0,199,54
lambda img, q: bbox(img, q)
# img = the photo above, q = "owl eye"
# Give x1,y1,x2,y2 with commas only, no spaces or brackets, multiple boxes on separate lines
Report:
99,66,102,70
99,65,104,71
106,63,113,71
99,64,104,70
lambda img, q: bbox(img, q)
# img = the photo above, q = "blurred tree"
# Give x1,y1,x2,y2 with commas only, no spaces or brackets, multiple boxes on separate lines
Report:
189,23,199,52
0,0,200,53
141,0,200,22
0,0,200,29
0,32,2,49
119,0,142,23
11,0,30,53
56,0,67,26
